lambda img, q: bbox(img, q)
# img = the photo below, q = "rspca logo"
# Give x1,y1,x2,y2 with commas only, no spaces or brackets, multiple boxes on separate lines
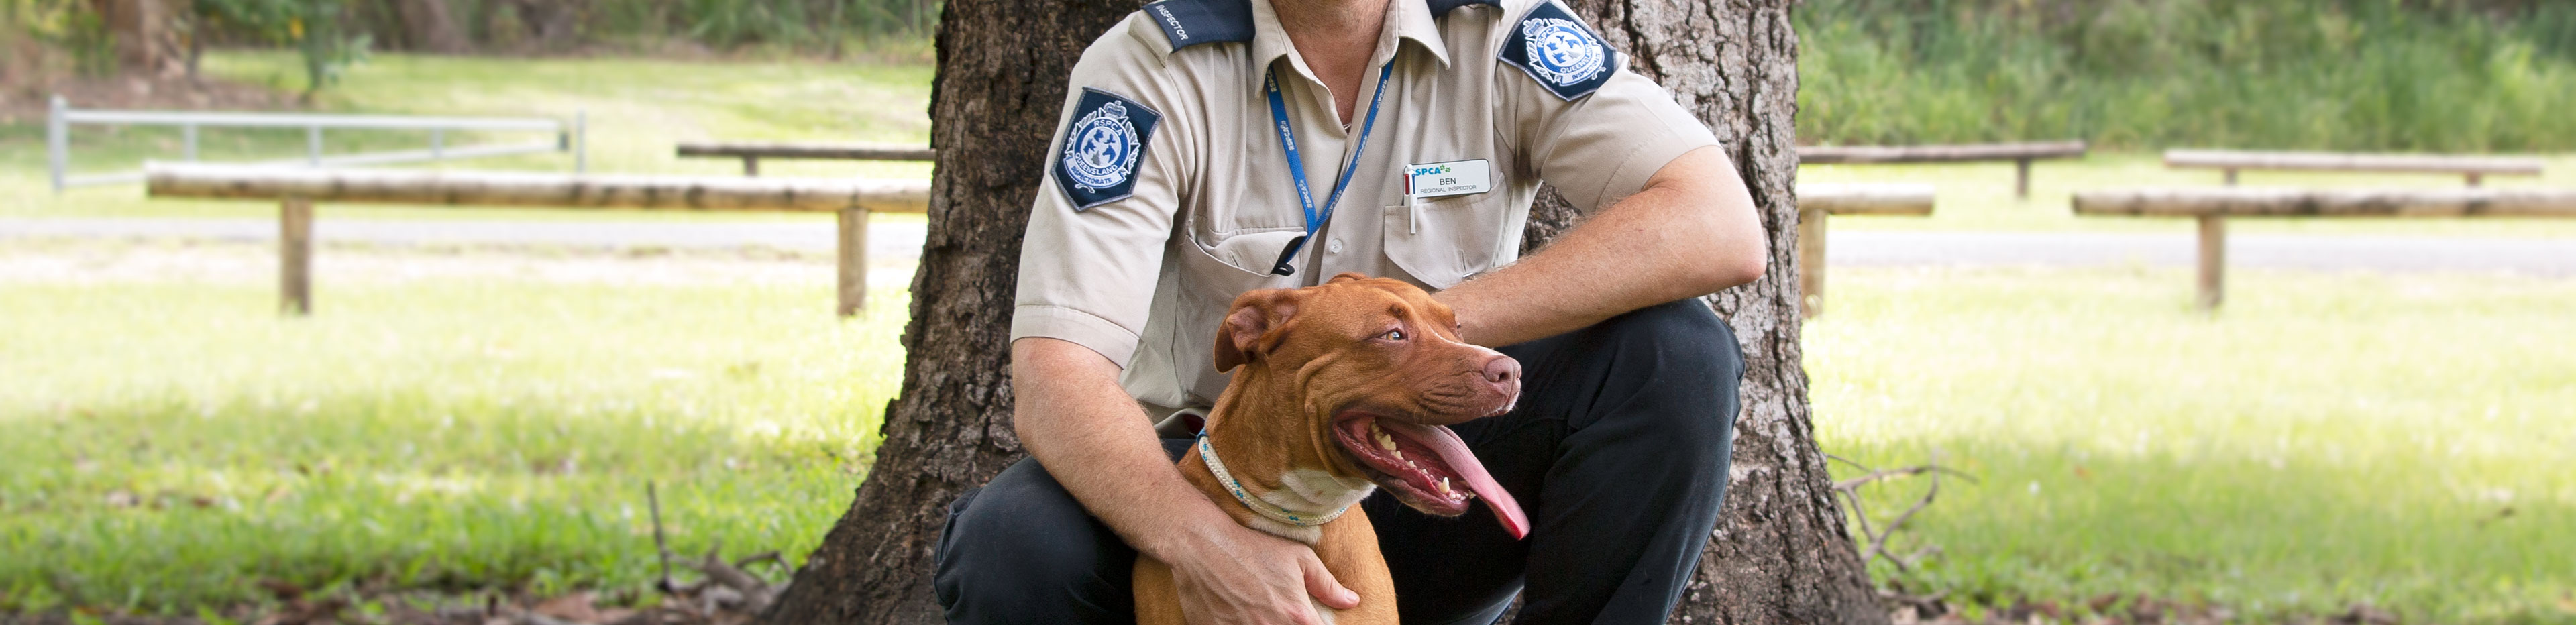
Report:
1054,89,1162,211
1501,3,1615,99
1410,164,1452,176
1521,17,1605,87
1063,101,1142,192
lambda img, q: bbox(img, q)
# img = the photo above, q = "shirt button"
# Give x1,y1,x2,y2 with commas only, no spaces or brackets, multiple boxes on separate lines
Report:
1327,238,1345,254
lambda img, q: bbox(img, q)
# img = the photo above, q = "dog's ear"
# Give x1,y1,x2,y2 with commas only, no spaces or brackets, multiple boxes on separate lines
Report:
1214,288,1302,372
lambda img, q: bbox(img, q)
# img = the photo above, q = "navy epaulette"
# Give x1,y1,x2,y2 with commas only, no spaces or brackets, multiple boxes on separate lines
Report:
1426,0,1499,15
1144,0,1253,52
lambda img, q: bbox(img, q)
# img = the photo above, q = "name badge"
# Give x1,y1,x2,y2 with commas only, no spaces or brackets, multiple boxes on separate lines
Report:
1405,159,1493,198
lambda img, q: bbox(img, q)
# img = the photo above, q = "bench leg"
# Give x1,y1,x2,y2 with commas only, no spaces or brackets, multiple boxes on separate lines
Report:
2014,157,2032,199
2223,168,2238,186
2466,172,2483,188
1798,207,1826,319
838,207,869,317
743,156,761,177
2196,214,2225,312
281,197,313,316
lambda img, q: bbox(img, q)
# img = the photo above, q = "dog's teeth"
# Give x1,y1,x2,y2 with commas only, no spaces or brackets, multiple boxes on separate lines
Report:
1391,450,1403,460
1375,432,1398,451
1438,477,1450,492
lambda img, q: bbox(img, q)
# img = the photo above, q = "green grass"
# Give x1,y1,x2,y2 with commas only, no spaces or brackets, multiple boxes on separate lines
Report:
1810,266,2576,623
1798,0,2576,152
7,239,2572,622
1,50,934,222
0,246,909,611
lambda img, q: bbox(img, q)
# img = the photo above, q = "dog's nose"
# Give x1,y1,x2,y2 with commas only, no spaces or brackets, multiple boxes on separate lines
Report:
1482,355,1521,388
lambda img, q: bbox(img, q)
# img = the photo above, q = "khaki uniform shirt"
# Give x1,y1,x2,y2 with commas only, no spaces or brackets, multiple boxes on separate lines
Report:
1010,0,1720,414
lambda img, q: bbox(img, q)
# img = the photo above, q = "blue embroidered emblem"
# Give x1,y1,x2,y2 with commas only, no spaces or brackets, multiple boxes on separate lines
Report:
1054,89,1162,210
1498,2,1616,100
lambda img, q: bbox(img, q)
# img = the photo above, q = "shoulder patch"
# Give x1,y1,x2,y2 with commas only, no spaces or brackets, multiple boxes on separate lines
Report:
1143,0,1253,52
1497,1,1617,101
1425,0,1499,15
1054,88,1164,211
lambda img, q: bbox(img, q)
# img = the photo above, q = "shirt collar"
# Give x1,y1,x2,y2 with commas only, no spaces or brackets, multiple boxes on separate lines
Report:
1249,0,1450,95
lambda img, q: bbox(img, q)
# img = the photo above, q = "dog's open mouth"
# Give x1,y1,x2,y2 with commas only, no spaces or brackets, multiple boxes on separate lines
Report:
1332,414,1531,539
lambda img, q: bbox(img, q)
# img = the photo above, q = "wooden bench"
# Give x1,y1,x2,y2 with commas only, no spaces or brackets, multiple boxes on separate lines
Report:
2073,187,2576,310
145,163,930,317
1797,184,1937,318
1799,141,2087,198
675,141,938,176
2163,150,2544,187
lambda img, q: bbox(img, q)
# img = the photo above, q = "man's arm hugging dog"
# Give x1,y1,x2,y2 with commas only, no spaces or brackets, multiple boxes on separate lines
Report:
930,0,1765,622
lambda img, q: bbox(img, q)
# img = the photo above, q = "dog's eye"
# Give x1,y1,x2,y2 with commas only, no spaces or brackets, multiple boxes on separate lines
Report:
1381,329,1407,341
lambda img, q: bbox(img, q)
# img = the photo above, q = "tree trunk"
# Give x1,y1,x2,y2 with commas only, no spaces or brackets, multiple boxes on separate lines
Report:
391,0,470,54
92,0,179,76
1534,1,1889,622
757,0,1129,623
763,0,1883,623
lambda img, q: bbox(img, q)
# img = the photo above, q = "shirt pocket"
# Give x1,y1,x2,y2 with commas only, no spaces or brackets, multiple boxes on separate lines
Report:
1381,192,1511,290
1173,225,1301,404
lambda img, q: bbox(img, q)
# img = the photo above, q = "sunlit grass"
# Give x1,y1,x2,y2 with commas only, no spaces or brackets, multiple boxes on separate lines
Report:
1810,266,2576,623
0,259,908,611
0,50,933,221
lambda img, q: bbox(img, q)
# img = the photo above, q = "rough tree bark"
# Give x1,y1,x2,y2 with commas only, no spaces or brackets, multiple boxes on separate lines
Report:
757,0,1131,623
762,0,1884,622
1529,1,1888,622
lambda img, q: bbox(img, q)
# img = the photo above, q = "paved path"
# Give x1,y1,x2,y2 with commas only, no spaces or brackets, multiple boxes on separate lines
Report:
7,218,2573,276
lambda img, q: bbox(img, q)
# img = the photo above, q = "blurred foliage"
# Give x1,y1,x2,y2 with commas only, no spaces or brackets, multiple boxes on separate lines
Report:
327,0,940,54
195,0,373,95
1797,0,2576,151
2,0,119,77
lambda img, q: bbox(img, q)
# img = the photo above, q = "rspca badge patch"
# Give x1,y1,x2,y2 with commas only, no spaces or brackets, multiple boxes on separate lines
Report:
1498,2,1616,101
1054,88,1163,211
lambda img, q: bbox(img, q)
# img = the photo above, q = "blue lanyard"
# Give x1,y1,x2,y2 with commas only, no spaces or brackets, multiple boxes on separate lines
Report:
1263,60,1396,276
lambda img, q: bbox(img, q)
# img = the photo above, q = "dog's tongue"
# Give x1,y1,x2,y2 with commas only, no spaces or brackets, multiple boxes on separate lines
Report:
1379,420,1531,540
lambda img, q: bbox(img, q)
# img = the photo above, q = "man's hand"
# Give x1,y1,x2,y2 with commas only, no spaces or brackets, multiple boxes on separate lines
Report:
1165,520,1361,625
1011,337,1360,625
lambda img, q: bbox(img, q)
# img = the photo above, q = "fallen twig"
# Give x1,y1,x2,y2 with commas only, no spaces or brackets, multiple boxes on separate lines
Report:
647,482,676,595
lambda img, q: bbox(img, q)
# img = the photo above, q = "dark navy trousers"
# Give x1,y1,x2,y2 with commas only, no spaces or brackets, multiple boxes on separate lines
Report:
932,299,1744,625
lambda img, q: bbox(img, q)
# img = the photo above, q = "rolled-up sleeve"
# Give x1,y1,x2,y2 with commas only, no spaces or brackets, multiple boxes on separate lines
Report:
1010,17,1190,369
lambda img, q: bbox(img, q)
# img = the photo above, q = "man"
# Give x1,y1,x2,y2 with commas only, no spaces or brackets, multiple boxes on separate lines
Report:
932,0,1767,620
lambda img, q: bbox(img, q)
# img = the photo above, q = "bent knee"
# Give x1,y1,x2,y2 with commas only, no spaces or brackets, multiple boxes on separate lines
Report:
935,461,1134,622
1598,299,1744,384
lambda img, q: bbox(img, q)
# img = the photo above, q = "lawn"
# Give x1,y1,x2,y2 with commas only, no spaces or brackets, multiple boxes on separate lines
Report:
0,242,908,612
5,238,2571,622
1811,266,2576,623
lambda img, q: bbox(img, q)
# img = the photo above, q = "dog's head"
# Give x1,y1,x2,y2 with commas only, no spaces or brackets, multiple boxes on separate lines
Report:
1214,272,1529,538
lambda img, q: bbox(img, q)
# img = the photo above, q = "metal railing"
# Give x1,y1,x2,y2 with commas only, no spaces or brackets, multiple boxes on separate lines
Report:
46,95,587,192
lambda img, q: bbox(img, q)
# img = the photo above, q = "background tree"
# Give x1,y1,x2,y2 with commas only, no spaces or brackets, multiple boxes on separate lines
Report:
759,0,1885,622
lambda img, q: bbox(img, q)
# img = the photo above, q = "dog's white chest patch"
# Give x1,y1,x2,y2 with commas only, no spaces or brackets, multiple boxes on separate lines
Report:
1310,598,1338,625
1261,468,1375,516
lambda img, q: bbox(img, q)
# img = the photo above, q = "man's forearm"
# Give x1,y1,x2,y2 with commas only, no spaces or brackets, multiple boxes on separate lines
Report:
1438,146,1766,346
1010,337,1236,561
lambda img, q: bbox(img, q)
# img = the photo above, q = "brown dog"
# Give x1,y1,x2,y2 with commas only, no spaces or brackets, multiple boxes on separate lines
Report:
1134,273,1529,625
